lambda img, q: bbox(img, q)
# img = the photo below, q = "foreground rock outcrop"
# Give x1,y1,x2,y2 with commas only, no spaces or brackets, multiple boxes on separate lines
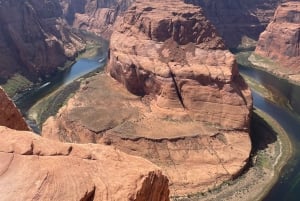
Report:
254,1,300,83
0,87,170,201
0,87,29,131
43,0,252,196
0,126,169,201
0,0,85,82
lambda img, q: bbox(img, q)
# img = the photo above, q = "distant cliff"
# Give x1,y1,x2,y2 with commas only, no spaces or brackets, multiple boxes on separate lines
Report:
0,0,85,82
184,0,281,47
254,1,300,84
60,0,134,36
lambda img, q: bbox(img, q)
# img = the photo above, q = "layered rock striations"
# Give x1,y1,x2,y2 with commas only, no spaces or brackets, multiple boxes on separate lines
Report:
0,0,85,82
254,1,300,83
60,0,134,36
43,0,253,196
184,0,281,47
0,87,29,131
0,126,170,201
107,0,252,130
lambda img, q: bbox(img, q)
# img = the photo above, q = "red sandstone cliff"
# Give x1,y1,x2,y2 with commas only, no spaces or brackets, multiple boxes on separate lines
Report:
0,0,85,82
42,0,252,196
0,87,29,131
254,1,300,82
184,0,281,47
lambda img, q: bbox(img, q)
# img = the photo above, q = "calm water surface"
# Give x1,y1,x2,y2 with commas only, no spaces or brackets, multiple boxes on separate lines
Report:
237,52,300,201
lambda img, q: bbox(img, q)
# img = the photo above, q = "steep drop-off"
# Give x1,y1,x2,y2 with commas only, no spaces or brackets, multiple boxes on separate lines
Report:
60,0,134,36
254,1,300,83
43,0,252,196
184,0,281,47
0,0,85,82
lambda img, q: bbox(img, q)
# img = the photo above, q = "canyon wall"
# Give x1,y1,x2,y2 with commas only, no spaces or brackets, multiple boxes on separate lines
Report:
254,1,300,83
0,0,85,82
184,0,281,47
60,0,134,36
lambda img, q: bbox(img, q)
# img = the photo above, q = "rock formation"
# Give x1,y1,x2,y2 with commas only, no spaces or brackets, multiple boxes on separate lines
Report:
107,0,252,130
43,0,252,196
184,0,281,47
60,0,134,37
0,126,170,201
0,0,85,82
0,82,170,201
0,87,29,131
254,1,300,83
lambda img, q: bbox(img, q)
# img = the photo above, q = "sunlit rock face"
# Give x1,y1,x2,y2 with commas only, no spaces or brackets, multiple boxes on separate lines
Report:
0,126,170,201
108,0,252,130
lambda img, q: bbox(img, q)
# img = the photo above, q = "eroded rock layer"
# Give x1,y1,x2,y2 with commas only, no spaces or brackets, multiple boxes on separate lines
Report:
43,0,252,196
0,0,85,81
107,0,252,130
0,87,29,131
255,1,300,82
0,126,169,201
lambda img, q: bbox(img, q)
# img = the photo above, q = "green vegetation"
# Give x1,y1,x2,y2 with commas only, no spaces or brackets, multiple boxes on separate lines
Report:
28,81,80,127
1,73,33,97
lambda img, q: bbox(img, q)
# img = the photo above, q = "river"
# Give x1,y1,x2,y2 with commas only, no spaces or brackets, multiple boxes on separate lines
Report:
12,45,300,200
236,51,300,201
14,40,108,132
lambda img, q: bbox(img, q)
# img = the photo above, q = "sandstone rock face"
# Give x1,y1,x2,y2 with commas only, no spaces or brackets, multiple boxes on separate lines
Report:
255,1,300,82
60,0,134,36
107,0,252,130
184,0,281,47
0,126,170,201
0,0,85,81
43,0,252,196
0,87,29,131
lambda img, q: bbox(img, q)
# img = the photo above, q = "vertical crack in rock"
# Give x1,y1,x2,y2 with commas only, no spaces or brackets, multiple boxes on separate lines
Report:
32,172,50,201
80,186,96,201
167,64,185,109
206,137,231,176
23,141,34,155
